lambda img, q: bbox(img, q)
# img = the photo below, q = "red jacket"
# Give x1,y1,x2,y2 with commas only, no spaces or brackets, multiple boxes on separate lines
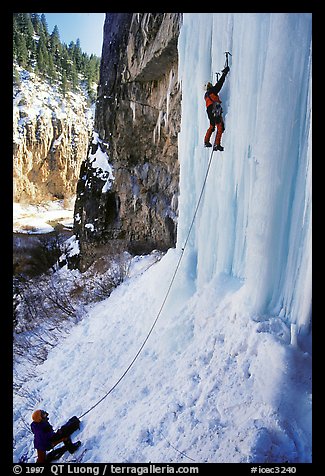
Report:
205,91,221,108
204,70,228,108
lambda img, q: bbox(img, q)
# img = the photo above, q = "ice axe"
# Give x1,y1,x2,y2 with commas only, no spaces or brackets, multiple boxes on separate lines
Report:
224,51,232,68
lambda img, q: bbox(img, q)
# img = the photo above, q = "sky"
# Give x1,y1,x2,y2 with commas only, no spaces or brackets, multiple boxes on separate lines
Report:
42,13,105,56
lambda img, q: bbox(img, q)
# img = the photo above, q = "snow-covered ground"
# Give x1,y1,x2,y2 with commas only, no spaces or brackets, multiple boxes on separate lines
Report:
13,250,311,464
13,199,74,234
13,13,312,465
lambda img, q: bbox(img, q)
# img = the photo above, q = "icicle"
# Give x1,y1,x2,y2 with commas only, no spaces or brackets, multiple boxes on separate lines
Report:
290,323,298,347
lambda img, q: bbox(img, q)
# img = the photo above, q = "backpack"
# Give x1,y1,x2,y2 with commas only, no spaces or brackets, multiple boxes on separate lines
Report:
59,416,80,437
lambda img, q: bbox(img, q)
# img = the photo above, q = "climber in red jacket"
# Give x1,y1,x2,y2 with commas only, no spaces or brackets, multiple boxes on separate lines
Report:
204,65,229,151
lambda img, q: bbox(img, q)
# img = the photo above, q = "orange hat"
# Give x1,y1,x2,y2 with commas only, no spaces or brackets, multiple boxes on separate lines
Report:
32,409,43,423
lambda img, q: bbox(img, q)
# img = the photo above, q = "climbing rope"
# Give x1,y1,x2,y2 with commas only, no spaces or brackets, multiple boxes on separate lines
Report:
160,431,196,462
79,144,215,420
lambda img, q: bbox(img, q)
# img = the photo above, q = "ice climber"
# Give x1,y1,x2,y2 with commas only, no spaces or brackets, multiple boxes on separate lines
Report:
31,409,81,463
204,65,230,151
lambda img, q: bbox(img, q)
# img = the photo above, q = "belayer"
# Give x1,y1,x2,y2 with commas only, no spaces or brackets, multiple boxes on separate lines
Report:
204,65,230,151
31,409,81,463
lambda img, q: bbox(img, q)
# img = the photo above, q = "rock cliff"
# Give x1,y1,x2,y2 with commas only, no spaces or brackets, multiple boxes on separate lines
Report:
13,69,94,204
73,13,182,268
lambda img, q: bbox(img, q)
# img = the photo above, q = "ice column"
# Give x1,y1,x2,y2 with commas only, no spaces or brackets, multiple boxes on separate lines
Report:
177,13,312,333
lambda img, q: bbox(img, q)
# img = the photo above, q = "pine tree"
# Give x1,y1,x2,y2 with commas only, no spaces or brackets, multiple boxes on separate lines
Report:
15,33,29,68
15,13,31,35
70,63,79,92
73,38,83,71
13,12,101,103
47,54,57,83
50,25,61,60
31,13,42,35
61,70,68,97
84,54,100,101
24,14,34,44
13,22,19,59
40,14,49,38
37,30,49,77
28,37,38,69
13,14,32,67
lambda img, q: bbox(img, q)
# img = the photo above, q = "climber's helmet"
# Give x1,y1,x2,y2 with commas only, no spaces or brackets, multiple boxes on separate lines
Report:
32,409,49,423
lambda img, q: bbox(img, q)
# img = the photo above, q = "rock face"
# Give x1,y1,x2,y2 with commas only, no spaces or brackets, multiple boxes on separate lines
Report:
13,70,93,203
73,13,182,267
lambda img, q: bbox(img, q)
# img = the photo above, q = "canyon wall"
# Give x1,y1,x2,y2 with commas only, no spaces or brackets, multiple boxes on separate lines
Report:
73,13,182,267
13,70,93,203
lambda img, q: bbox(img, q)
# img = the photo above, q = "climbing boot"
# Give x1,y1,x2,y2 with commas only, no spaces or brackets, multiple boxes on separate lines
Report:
46,446,67,462
70,441,81,454
64,438,81,454
213,144,224,151
204,142,212,148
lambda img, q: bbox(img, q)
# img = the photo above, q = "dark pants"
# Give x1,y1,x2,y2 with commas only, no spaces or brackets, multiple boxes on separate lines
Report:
36,435,74,463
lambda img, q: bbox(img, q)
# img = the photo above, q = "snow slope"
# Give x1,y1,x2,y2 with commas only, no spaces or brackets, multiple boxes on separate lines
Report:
13,13,312,464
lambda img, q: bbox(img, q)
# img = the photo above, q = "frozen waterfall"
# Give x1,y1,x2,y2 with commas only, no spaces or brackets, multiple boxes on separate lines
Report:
177,13,312,337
